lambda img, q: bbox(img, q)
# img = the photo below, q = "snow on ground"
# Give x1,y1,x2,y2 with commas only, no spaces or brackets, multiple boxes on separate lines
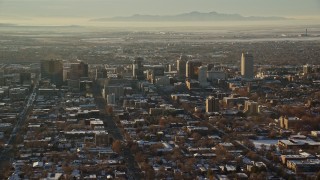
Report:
250,139,279,150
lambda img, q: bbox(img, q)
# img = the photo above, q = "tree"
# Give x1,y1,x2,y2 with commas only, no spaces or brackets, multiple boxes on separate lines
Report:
266,151,273,160
207,168,215,180
171,148,183,161
243,139,255,150
174,172,184,180
181,158,196,172
129,142,139,154
159,117,166,127
106,105,113,115
0,162,13,179
150,143,164,155
215,146,232,163
256,172,267,180
270,144,277,152
268,130,277,139
316,171,320,180
112,140,122,154
247,151,259,161
259,144,267,155
135,151,146,163
140,163,155,179
157,166,167,179
191,132,201,141
62,165,73,175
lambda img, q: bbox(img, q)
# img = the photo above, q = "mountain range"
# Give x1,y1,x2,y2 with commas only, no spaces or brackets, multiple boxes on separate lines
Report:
91,11,291,22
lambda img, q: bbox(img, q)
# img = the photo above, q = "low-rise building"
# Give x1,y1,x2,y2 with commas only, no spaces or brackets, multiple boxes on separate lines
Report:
287,159,320,174
279,116,301,129
278,139,320,149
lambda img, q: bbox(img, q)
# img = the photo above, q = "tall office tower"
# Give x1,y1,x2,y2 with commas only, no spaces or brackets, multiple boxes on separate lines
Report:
177,55,187,78
69,61,89,80
133,57,144,80
198,66,208,87
168,64,173,72
241,52,254,79
186,60,202,80
206,96,220,113
164,63,171,72
0,69,4,78
0,69,5,86
303,64,312,74
41,59,63,87
147,65,165,83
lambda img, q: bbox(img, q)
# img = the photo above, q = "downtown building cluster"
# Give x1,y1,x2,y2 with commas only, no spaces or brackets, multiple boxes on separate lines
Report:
0,48,320,179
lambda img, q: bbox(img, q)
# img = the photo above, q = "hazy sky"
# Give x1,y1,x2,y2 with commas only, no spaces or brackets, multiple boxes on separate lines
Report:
0,0,319,25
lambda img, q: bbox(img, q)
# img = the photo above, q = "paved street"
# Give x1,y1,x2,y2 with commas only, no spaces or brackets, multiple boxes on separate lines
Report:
93,83,141,180
0,83,37,164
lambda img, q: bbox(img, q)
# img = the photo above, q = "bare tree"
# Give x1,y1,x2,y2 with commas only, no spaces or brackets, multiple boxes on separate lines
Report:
112,140,122,154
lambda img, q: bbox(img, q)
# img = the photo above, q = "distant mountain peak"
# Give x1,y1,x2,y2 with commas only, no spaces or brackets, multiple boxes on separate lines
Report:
209,11,218,14
90,11,291,22
189,11,201,14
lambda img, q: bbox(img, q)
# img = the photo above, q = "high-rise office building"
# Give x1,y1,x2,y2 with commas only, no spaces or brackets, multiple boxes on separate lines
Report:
241,53,254,79
133,57,144,80
303,64,312,75
41,60,63,87
69,61,88,80
206,96,220,113
177,55,187,78
186,60,202,80
168,64,173,72
198,66,208,87
0,70,4,86
146,65,165,83
61,61,89,91
207,70,226,81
